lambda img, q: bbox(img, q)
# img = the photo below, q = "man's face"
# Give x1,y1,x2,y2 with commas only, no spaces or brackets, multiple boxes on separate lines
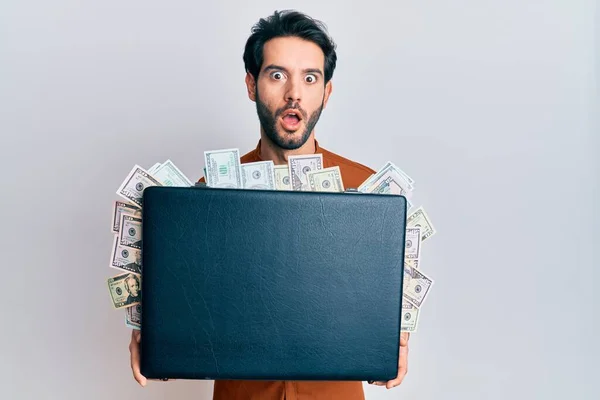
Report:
246,36,332,150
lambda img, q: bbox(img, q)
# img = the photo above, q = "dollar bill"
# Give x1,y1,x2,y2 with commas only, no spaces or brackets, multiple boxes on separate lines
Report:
116,165,162,208
358,165,413,198
383,161,414,186
110,234,142,274
400,298,420,333
125,303,142,330
111,201,141,234
405,258,420,270
119,214,142,249
306,166,344,192
107,272,142,309
274,165,292,190
204,148,242,188
404,227,421,260
240,161,276,189
288,154,323,191
407,206,436,242
152,159,193,187
147,162,161,174
403,263,434,308
367,161,414,187
367,175,414,208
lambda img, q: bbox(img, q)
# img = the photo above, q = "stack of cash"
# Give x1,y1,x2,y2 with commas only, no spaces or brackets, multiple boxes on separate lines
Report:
204,148,437,333
355,162,437,333
107,160,194,329
107,149,437,334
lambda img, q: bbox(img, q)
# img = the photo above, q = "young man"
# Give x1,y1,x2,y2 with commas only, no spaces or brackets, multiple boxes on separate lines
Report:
129,9,409,399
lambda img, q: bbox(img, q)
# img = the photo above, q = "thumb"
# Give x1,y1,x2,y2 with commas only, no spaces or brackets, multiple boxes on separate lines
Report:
400,332,409,346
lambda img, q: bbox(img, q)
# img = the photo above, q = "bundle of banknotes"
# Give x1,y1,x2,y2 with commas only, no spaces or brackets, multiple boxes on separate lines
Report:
107,160,194,329
107,149,437,333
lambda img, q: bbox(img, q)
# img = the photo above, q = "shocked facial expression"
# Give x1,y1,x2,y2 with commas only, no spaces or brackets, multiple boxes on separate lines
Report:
246,36,332,150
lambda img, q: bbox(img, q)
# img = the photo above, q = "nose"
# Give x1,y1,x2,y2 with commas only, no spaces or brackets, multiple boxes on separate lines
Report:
284,77,302,103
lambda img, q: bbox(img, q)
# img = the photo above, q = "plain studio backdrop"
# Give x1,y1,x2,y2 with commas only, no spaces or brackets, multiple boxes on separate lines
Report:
0,0,598,399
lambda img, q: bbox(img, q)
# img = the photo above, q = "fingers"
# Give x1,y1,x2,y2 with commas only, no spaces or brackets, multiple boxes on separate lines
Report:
368,379,390,387
369,334,410,390
129,330,147,387
400,332,409,346
129,331,175,384
385,375,405,389
133,329,141,343
385,336,409,389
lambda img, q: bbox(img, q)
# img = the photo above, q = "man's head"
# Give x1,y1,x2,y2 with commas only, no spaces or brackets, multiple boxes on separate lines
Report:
243,10,337,150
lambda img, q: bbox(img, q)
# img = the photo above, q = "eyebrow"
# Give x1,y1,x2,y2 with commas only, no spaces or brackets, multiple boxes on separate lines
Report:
263,64,323,76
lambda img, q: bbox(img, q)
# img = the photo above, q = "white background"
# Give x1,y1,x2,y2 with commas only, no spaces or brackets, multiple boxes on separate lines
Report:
1,0,598,399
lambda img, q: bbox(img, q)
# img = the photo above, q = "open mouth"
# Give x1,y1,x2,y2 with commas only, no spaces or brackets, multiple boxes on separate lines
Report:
280,110,303,130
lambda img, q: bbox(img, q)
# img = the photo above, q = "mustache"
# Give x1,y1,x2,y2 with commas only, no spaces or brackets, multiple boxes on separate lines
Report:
274,102,308,120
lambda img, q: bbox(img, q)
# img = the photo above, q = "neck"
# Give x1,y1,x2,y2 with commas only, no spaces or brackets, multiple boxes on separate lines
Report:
258,130,317,166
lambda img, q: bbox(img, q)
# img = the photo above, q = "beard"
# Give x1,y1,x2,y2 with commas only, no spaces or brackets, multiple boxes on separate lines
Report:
255,88,324,151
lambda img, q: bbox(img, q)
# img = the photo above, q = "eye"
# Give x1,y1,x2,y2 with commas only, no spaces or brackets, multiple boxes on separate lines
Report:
305,74,317,83
271,71,285,80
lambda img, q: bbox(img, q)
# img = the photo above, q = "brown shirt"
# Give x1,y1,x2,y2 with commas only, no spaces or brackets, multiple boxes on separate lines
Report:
200,139,376,400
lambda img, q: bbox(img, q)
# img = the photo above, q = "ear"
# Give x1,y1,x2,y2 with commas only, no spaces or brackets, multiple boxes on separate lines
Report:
322,80,333,109
245,72,257,102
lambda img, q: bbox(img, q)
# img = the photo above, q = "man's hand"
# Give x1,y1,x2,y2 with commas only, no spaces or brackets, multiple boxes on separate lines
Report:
369,332,409,389
129,329,175,386
129,329,147,387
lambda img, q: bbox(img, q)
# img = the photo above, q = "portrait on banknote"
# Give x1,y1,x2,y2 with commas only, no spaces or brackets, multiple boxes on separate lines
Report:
123,274,141,306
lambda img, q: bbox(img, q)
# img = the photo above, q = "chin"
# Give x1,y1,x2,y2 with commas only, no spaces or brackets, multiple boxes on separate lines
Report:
274,131,308,150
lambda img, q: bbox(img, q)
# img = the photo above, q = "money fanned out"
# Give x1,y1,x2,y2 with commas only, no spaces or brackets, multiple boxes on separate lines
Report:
147,163,161,174
108,159,194,327
241,161,276,190
116,165,163,208
403,263,434,308
401,300,420,333
353,162,436,332
108,151,438,335
359,161,414,210
359,161,414,194
152,159,194,187
111,201,141,234
110,234,142,274
118,214,142,249
274,165,292,190
400,207,436,331
306,166,344,192
407,206,437,243
108,271,142,309
288,154,323,191
204,148,243,188
404,227,421,260
126,304,142,330
405,258,420,270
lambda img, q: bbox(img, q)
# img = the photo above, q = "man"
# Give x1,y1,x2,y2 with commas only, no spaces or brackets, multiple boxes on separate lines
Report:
129,9,409,399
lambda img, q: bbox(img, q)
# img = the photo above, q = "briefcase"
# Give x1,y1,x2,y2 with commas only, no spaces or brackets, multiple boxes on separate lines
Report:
140,185,407,381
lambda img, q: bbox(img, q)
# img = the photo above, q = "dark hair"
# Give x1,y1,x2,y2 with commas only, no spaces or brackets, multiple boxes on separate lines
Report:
243,10,337,84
